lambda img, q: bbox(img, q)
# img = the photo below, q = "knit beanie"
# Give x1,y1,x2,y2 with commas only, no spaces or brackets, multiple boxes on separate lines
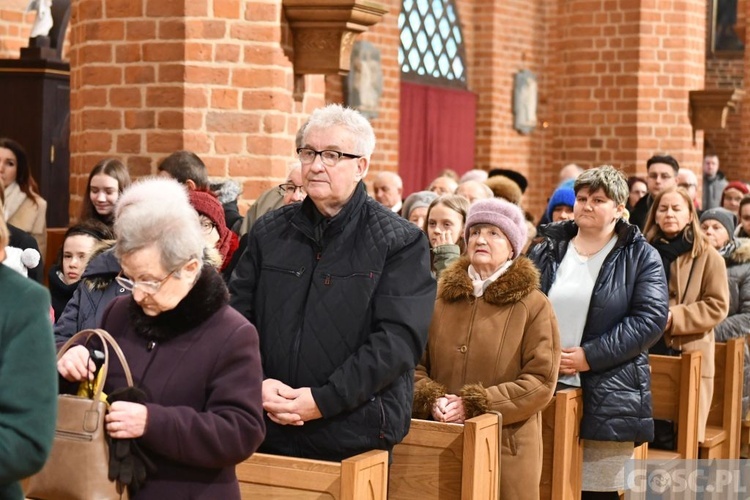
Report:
484,176,523,205
724,181,750,196
402,191,438,219
545,186,576,221
700,207,737,237
188,189,238,269
465,198,527,258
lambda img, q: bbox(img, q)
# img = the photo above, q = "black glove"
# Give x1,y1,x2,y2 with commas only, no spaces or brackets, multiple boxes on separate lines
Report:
107,386,156,495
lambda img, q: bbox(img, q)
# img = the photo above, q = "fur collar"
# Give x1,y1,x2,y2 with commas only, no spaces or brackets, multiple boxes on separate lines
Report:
726,238,750,265
128,265,228,342
438,255,540,305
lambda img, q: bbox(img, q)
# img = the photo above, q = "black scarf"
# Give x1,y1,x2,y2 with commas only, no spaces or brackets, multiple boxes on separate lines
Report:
128,265,229,342
650,230,693,281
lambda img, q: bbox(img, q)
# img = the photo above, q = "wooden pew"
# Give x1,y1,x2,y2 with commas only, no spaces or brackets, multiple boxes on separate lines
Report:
699,338,744,459
236,449,388,499
540,388,584,500
647,350,701,461
389,413,501,500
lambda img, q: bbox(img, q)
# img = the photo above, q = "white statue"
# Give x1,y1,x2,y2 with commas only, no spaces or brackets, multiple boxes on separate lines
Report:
26,0,53,38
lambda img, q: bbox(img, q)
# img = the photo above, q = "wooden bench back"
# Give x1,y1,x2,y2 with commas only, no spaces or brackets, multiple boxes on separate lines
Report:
649,350,701,459
236,449,388,499
389,413,501,500
540,388,583,500
705,338,744,458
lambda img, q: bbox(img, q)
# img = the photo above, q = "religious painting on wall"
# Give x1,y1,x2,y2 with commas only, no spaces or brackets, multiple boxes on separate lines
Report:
513,70,537,135
712,0,744,54
346,41,383,120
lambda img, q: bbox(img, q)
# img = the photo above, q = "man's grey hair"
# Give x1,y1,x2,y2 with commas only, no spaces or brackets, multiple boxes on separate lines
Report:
459,169,488,184
574,165,629,206
114,177,205,273
303,104,376,159
374,171,403,189
457,179,493,199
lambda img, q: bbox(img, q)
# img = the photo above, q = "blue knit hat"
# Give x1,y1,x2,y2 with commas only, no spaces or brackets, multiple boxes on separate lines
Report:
545,186,576,221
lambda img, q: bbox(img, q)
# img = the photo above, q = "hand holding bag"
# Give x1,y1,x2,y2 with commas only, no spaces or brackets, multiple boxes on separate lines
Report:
26,328,134,500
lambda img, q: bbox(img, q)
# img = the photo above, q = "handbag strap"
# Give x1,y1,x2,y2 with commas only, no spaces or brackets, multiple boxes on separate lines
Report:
58,328,135,404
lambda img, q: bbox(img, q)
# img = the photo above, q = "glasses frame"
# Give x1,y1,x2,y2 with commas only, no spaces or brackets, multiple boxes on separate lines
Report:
296,147,362,167
199,217,216,235
115,269,176,295
278,183,306,196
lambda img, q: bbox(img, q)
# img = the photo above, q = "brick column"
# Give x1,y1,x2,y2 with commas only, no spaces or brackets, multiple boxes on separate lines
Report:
68,0,325,218
553,0,706,179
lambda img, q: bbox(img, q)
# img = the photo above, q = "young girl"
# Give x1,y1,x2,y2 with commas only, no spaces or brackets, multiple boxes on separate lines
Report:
424,195,469,278
79,158,131,228
48,221,114,322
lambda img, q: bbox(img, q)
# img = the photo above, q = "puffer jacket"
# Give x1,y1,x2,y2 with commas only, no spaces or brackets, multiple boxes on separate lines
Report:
528,219,669,442
229,182,436,461
53,244,129,345
715,238,750,419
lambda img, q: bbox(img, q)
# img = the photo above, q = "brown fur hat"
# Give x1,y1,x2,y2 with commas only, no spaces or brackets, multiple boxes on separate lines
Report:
484,175,522,205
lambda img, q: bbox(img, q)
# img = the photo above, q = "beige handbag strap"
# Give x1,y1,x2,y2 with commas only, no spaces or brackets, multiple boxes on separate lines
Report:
58,328,135,404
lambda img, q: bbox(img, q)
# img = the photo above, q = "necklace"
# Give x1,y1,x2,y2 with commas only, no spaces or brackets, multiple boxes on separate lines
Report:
571,236,608,258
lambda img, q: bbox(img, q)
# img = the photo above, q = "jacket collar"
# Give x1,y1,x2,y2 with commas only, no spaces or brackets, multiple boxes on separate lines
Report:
128,265,229,342
724,237,750,264
291,182,368,242
438,255,540,305
538,219,641,262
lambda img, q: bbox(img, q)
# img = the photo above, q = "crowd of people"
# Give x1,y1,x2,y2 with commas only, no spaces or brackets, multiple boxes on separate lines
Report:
2,105,750,499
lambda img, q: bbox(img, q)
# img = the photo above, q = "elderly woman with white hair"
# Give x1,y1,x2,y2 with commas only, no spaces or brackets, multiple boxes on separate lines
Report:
414,197,561,500
56,178,265,499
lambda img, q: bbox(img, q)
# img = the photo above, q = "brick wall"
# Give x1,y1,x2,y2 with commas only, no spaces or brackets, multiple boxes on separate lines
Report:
0,0,33,59
552,0,705,188
68,0,327,219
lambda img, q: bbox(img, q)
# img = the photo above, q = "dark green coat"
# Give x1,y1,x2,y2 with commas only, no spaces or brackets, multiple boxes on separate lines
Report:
0,264,57,499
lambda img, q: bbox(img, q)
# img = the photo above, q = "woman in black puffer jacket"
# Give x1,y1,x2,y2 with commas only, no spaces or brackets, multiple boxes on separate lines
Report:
528,166,669,499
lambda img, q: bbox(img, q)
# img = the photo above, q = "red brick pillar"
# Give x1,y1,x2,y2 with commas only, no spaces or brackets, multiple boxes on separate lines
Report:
553,0,706,178
67,0,326,218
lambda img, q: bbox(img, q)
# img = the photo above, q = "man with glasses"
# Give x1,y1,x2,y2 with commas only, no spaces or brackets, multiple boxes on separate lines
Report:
278,165,306,205
677,167,701,212
629,154,679,230
229,104,436,462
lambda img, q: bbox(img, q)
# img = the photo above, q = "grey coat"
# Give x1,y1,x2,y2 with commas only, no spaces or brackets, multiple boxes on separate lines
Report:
715,237,750,419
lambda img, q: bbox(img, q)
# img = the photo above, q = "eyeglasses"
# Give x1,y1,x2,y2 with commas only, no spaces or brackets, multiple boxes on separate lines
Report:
278,183,306,196
115,270,176,295
296,148,362,167
199,217,216,235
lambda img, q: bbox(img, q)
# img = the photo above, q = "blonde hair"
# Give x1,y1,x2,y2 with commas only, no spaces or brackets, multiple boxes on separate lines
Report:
644,186,708,258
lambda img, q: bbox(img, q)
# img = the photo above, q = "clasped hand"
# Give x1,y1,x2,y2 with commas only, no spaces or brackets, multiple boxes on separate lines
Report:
431,394,465,423
559,346,590,376
262,378,322,426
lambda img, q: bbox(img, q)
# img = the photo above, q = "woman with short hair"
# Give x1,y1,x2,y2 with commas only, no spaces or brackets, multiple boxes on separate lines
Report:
529,166,668,499
56,178,265,499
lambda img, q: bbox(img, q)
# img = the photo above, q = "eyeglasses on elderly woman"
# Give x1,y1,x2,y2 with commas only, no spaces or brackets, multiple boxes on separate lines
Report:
115,269,176,295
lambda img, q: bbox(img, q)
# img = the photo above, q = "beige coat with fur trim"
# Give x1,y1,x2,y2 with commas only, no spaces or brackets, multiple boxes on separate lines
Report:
6,193,47,256
664,245,729,442
414,256,560,500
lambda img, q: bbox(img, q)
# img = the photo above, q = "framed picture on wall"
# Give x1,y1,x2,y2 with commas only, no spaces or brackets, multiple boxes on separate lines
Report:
711,0,744,56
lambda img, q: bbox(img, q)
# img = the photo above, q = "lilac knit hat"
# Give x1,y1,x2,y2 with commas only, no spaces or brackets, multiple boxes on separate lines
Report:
465,198,527,257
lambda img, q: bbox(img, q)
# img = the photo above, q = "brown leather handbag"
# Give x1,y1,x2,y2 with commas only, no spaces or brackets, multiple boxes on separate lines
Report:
26,329,133,500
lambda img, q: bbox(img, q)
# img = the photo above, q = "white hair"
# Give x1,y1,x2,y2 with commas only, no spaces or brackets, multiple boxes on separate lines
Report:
374,171,403,189
459,169,488,184
114,177,205,272
303,104,376,159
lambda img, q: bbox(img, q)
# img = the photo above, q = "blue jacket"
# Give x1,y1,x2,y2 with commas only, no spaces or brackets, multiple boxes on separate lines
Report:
229,183,436,461
528,220,669,442
54,247,129,345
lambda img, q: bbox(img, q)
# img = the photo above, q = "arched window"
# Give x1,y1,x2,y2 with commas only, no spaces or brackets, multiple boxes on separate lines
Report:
398,0,467,87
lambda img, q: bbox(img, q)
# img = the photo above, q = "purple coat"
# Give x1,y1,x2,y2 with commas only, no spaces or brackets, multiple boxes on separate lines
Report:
100,268,265,499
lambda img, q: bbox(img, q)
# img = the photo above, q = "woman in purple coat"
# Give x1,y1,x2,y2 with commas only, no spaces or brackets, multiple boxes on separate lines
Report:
57,178,265,499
